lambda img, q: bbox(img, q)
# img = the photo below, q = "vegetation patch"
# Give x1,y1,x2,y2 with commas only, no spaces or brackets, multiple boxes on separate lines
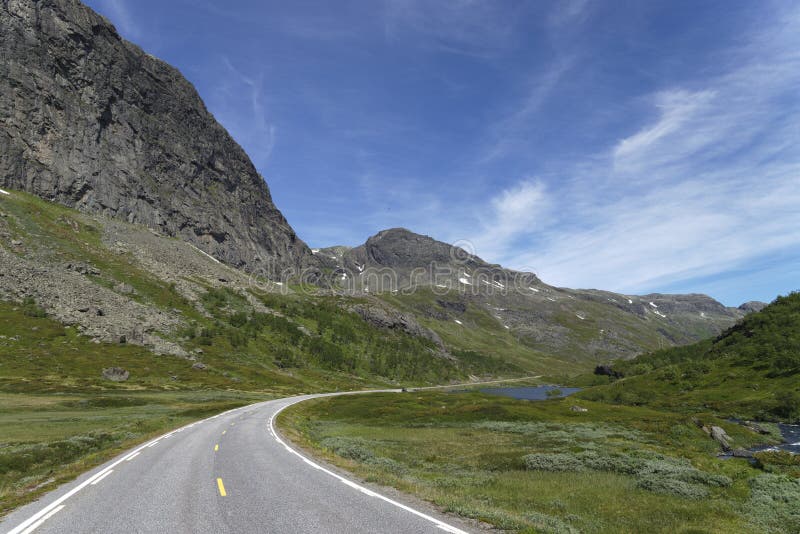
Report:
279,391,780,533
581,293,800,421
523,450,731,499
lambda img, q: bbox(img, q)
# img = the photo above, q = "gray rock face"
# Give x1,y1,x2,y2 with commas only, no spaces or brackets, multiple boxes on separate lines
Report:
348,302,444,349
0,0,312,271
349,228,489,271
710,426,732,451
738,301,768,313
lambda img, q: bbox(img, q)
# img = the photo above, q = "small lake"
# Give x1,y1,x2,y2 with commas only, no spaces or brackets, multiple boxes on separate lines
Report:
479,385,582,401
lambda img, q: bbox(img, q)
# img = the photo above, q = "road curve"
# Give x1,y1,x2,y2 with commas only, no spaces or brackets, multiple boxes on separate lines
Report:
1,391,473,534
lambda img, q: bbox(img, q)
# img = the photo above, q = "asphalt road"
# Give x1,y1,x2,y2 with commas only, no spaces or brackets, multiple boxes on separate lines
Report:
1,391,473,534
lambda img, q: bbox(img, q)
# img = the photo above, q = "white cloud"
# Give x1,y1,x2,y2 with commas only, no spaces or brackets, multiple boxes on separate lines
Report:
468,179,551,261
464,4,800,299
210,57,278,169
612,89,715,168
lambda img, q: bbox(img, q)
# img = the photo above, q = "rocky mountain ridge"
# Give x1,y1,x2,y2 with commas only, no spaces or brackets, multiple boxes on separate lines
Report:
0,0,312,271
313,228,765,363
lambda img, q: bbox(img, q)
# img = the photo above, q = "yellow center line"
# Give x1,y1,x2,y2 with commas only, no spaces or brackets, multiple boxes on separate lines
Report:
214,444,219,452
217,478,227,497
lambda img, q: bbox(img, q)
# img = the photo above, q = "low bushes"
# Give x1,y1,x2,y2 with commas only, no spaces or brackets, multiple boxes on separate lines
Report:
523,450,731,499
745,474,800,532
320,436,406,474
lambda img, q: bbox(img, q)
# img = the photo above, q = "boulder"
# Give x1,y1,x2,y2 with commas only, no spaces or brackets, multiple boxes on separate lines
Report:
102,367,129,382
710,426,732,451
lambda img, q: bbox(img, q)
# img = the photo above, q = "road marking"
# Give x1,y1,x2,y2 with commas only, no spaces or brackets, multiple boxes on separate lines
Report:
222,430,226,435
7,388,485,534
6,405,259,534
214,444,219,452
268,400,469,534
90,470,113,485
216,478,227,497
18,505,64,534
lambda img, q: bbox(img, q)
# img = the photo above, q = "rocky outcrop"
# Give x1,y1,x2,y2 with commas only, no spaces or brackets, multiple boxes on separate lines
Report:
710,426,732,451
348,302,445,349
0,0,313,271
739,301,768,313
101,367,129,382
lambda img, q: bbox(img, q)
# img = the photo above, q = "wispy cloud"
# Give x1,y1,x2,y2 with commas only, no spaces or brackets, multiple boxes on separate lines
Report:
465,4,800,300
548,0,591,28
481,57,576,161
208,57,277,169
472,179,551,260
612,89,716,169
98,0,141,40
382,0,521,57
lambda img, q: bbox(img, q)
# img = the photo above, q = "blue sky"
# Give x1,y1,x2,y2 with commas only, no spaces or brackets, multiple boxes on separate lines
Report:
85,0,799,306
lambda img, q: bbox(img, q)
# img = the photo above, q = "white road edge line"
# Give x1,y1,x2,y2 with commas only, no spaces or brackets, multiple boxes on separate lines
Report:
269,399,469,534
18,505,64,534
5,407,246,534
90,470,113,485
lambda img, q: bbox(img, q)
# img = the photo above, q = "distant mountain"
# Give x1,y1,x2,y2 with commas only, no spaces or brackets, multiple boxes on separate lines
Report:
582,292,800,421
313,228,763,365
0,0,312,270
738,301,768,313
0,0,770,377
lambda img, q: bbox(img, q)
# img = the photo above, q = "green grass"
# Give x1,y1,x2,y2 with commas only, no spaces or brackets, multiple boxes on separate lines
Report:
279,391,793,533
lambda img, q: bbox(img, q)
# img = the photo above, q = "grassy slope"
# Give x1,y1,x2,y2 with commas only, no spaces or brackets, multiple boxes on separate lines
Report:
279,391,798,533
579,293,800,422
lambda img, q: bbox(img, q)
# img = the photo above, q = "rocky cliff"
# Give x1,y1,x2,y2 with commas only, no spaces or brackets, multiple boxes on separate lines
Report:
0,0,312,271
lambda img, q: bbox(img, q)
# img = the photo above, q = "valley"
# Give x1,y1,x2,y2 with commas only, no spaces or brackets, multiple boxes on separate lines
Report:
0,1,797,532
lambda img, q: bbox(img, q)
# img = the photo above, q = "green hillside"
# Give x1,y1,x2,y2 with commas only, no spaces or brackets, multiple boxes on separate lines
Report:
580,293,800,421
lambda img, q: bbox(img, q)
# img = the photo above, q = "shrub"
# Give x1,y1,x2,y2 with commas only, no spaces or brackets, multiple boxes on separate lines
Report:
320,437,375,462
772,391,800,421
754,450,800,468
274,351,302,369
745,474,800,532
21,297,46,318
636,476,708,499
523,453,586,472
522,450,730,499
